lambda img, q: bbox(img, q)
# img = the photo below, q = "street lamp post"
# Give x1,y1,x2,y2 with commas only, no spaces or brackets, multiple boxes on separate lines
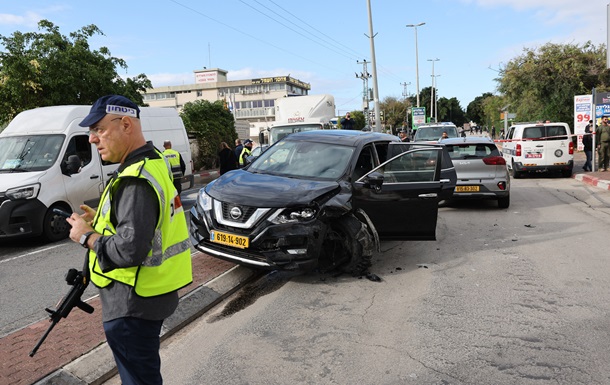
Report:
406,22,425,108
428,58,439,122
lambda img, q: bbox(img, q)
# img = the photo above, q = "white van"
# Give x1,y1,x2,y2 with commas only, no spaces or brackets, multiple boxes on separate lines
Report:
0,106,194,241
502,122,573,178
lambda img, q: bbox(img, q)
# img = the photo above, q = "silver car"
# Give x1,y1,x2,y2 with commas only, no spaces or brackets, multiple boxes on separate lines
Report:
440,136,510,208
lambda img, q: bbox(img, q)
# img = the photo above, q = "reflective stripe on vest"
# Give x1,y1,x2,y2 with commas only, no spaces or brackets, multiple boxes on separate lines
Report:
163,148,183,179
89,155,192,297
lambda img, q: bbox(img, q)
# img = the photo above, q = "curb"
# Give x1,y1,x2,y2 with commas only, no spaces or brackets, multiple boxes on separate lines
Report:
573,173,610,191
34,265,258,385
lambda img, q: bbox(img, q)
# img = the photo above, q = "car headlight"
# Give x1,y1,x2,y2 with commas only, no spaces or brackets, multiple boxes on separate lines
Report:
6,183,41,200
197,190,213,211
269,207,317,224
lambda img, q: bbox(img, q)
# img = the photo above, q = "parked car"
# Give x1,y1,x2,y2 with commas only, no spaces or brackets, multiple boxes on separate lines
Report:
501,122,573,178
413,122,459,143
440,136,510,208
190,130,457,275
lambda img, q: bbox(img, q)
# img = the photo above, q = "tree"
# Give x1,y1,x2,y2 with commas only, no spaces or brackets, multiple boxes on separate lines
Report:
437,97,467,127
379,96,410,134
466,92,494,125
180,100,237,170
0,20,152,124
497,42,610,124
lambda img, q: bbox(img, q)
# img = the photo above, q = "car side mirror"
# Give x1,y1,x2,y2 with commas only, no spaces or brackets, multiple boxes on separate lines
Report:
364,171,384,191
63,154,81,175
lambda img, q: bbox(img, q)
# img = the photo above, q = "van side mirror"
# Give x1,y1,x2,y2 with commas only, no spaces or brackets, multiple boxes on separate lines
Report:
63,155,81,175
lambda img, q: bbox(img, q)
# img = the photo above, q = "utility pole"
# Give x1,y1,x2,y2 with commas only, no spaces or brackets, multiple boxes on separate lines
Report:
401,82,411,128
427,58,439,122
366,0,382,132
356,60,372,124
406,23,425,107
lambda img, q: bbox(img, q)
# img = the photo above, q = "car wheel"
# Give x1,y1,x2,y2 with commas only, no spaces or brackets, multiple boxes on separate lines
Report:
320,215,372,276
42,205,72,242
498,195,510,209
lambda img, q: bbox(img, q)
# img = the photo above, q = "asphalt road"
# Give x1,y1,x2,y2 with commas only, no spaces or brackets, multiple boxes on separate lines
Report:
0,186,201,337
100,175,610,385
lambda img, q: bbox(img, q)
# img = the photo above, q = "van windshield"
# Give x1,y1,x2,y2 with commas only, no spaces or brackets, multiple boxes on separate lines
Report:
0,135,65,172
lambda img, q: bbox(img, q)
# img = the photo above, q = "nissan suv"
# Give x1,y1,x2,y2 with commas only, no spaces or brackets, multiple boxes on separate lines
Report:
189,130,457,275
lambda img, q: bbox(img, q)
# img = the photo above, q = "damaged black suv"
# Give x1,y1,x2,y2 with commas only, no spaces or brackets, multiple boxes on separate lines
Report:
189,130,456,274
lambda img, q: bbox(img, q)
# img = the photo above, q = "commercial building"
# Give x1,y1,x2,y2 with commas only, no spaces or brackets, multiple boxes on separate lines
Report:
142,68,311,138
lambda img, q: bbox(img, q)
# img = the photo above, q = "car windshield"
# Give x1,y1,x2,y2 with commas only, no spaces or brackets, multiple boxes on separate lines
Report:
445,143,501,159
415,126,457,141
0,135,65,172
249,139,354,180
270,124,323,144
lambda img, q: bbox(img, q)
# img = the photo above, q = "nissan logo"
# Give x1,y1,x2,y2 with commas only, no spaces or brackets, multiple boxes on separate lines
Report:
229,206,242,220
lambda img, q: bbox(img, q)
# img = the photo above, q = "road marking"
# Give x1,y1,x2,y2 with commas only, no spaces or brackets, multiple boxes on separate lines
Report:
0,244,66,264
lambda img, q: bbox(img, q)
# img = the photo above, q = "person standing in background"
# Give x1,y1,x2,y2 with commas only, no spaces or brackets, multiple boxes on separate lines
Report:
218,141,238,175
582,120,593,172
234,139,243,160
340,112,355,130
163,140,186,194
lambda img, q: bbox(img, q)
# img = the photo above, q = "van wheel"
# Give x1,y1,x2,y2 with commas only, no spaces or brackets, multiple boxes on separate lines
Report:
319,215,372,276
42,205,72,242
498,195,510,209
511,162,523,179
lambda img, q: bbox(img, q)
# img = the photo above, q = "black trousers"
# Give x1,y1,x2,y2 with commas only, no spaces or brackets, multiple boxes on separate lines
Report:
104,317,164,385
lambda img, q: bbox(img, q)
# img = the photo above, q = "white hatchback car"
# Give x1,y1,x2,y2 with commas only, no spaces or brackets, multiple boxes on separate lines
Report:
501,122,573,178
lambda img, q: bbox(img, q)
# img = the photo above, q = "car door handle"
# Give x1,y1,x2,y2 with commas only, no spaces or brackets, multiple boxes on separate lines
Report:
440,179,451,184
90,174,100,179
419,193,438,199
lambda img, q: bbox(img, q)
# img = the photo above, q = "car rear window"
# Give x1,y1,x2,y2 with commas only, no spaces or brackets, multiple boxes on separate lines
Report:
446,143,500,159
522,125,568,140
415,126,458,141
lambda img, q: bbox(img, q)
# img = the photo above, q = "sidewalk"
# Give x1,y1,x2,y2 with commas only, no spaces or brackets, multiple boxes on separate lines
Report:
0,251,255,385
571,150,610,191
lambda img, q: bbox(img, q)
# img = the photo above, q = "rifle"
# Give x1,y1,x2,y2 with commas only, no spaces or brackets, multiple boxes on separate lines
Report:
29,267,94,357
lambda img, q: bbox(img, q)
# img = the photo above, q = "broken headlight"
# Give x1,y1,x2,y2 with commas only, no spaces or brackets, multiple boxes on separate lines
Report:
197,190,213,211
269,207,317,224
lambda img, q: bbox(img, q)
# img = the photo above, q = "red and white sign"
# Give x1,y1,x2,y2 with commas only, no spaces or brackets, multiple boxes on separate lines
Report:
195,71,218,84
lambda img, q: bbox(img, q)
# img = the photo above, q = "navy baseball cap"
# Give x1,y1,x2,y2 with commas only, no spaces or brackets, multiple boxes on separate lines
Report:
79,95,140,127
244,139,253,144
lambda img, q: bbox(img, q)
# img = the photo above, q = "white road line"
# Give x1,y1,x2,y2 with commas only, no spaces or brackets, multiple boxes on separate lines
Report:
0,244,66,264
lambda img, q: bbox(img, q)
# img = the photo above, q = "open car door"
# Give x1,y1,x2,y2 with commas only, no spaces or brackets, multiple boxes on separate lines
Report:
352,147,445,241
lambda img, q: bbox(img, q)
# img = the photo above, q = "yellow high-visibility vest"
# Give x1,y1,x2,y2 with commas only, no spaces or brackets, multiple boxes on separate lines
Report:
88,154,192,297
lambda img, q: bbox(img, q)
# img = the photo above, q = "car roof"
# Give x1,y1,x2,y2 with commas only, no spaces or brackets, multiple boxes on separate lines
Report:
439,137,495,145
283,129,398,146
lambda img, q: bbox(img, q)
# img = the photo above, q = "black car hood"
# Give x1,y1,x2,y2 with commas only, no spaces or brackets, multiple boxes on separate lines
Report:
205,169,340,207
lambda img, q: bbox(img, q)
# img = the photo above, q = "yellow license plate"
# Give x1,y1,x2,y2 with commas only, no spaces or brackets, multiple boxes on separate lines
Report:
455,186,480,192
210,230,249,249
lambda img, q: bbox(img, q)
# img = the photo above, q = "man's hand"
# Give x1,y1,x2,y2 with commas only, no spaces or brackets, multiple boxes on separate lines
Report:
67,213,94,245
79,204,97,223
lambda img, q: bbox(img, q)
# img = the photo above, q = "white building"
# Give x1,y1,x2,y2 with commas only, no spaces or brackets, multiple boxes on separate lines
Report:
142,68,311,139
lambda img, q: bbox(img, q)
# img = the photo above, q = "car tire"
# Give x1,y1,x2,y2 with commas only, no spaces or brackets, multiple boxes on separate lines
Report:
320,215,372,276
498,195,510,209
41,205,72,242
